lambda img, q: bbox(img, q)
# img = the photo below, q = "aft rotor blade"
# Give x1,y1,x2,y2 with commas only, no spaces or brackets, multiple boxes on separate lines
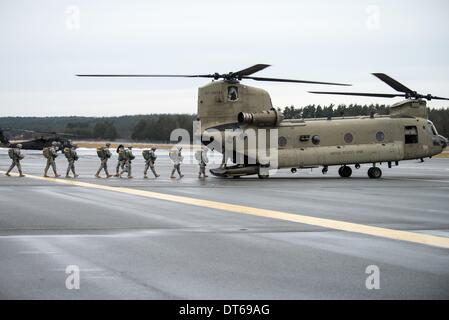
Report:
308,91,405,98
233,64,271,77
372,73,415,94
245,76,351,86
76,74,215,78
427,95,449,101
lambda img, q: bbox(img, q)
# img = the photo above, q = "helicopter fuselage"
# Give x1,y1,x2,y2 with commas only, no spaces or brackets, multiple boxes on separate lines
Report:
198,81,447,178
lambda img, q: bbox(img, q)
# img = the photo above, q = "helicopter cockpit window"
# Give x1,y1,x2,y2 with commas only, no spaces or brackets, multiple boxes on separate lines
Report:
426,121,438,136
227,86,239,102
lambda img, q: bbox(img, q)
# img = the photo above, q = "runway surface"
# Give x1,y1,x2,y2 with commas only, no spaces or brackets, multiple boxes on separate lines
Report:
1,148,448,299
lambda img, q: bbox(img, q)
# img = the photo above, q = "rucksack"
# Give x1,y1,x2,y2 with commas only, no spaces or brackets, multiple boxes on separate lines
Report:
194,150,202,162
96,147,105,158
142,150,150,161
43,147,51,159
126,149,135,160
169,150,177,161
8,148,15,160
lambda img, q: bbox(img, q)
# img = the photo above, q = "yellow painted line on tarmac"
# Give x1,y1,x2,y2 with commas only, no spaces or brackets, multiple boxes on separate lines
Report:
2,171,449,249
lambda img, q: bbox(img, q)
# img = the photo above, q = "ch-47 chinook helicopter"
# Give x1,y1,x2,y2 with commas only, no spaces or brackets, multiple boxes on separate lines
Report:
77,64,448,179
0,128,75,151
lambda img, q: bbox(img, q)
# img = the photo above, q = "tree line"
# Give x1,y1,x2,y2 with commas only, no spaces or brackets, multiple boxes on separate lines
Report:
1,105,448,141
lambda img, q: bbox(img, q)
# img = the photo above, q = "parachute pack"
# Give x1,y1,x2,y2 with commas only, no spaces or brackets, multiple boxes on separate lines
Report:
142,150,150,161
194,150,202,162
8,148,15,160
126,149,135,161
169,150,177,161
42,147,51,159
142,150,156,161
63,147,78,160
195,150,208,164
96,147,104,158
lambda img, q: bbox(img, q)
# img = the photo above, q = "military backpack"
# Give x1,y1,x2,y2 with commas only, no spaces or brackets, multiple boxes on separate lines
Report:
194,150,202,162
126,149,135,160
43,147,51,159
96,147,105,158
142,150,150,161
8,148,15,160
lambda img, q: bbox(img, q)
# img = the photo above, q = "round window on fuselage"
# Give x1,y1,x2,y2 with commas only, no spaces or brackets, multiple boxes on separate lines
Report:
344,133,353,144
376,131,385,142
311,135,320,145
278,136,287,147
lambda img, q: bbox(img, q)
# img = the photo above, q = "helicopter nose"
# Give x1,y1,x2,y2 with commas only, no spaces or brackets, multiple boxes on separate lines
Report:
439,135,448,149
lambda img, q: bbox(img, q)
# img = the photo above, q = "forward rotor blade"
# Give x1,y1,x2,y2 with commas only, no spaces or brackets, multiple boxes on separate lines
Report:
308,91,405,98
233,64,271,77
427,95,449,101
372,73,415,94
76,74,215,78
245,76,351,86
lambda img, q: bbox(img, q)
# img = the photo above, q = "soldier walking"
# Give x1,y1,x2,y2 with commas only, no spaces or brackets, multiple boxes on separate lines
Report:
120,145,135,178
95,142,112,178
195,145,209,179
169,146,184,179
64,145,79,178
115,144,126,177
5,144,25,177
143,147,160,178
43,141,60,178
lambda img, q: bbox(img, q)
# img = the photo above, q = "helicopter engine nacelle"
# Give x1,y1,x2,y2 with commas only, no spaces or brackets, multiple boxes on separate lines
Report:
197,81,273,131
237,109,283,127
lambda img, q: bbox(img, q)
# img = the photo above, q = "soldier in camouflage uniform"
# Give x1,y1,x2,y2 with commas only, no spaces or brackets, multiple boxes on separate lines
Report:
115,144,126,177
44,141,61,178
120,145,135,178
143,147,160,178
196,145,209,179
95,142,112,178
169,146,184,179
5,143,25,177
64,145,79,178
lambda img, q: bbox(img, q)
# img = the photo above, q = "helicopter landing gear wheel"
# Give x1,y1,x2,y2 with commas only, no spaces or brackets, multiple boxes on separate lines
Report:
368,167,382,179
338,166,352,178
322,166,328,175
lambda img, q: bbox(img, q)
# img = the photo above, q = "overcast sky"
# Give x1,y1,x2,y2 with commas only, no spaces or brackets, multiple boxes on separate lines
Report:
1,0,449,116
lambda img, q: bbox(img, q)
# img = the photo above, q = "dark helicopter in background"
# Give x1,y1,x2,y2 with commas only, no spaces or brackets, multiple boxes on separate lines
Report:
0,128,76,151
